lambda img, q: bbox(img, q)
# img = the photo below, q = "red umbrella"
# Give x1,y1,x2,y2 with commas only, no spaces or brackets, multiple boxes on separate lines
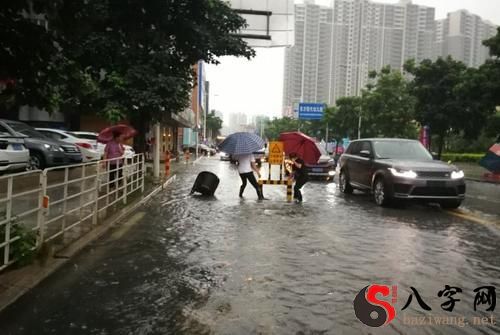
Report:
98,124,137,143
278,131,321,164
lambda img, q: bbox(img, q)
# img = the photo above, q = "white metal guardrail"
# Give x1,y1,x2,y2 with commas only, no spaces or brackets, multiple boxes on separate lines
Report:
0,154,145,271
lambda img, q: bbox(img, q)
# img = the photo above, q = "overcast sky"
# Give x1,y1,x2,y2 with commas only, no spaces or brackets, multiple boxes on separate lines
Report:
206,0,500,123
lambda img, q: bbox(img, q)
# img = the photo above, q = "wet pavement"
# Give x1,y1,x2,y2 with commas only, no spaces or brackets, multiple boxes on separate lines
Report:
1,156,500,335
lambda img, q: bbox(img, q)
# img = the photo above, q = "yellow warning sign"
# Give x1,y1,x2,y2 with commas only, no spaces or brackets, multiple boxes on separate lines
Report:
268,141,284,165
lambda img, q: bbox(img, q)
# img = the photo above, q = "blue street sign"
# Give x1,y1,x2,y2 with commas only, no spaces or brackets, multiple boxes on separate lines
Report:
298,103,325,120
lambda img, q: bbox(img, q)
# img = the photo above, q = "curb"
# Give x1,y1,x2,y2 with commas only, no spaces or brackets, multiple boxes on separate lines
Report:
0,174,177,313
466,177,500,185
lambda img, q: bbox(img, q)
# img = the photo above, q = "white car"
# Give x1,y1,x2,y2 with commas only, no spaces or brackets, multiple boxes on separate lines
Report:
0,121,29,172
69,131,135,158
35,128,101,162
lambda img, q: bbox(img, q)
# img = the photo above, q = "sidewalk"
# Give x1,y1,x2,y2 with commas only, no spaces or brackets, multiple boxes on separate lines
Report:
455,162,498,183
0,165,188,313
463,179,500,220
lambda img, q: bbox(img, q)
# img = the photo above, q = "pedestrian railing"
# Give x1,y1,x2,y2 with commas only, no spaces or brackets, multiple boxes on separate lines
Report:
0,154,145,271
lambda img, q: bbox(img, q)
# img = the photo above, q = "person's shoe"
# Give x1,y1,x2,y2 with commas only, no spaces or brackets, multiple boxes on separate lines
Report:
239,187,244,198
295,199,302,203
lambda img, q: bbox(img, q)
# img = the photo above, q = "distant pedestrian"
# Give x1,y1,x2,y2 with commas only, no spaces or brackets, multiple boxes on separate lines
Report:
103,130,125,188
235,153,264,200
287,152,308,203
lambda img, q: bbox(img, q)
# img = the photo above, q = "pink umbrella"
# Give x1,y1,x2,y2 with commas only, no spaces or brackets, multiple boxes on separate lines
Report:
98,124,137,143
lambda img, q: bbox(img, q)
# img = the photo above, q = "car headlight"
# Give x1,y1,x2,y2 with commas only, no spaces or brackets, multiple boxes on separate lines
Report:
389,167,417,179
328,170,335,176
43,144,61,152
451,170,464,179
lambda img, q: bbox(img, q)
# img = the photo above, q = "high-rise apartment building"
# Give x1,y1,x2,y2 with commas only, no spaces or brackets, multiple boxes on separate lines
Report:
434,10,497,68
283,0,435,115
282,1,333,117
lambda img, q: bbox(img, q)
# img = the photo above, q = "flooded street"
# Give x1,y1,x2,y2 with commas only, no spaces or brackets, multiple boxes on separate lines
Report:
1,157,499,335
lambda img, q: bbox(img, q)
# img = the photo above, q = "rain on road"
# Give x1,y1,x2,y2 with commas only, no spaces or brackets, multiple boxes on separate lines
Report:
1,157,499,335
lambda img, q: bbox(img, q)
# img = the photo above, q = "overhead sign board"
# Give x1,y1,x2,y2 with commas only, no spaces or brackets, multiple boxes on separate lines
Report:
298,103,325,120
268,141,284,165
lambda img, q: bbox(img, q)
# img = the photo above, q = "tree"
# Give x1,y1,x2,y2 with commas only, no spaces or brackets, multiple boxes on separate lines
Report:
404,57,471,158
205,110,223,140
480,28,500,140
264,117,299,140
50,0,254,150
0,1,74,116
2,1,254,151
361,66,417,138
329,96,362,140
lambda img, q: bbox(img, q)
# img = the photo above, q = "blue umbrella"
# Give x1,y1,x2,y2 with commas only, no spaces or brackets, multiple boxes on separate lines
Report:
219,132,265,155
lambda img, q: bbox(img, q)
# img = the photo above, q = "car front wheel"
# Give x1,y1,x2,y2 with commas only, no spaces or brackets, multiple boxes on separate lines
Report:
439,199,462,209
339,170,353,194
27,152,44,171
373,177,391,206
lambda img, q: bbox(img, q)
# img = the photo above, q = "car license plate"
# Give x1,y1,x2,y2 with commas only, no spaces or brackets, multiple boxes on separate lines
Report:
312,168,323,173
11,143,23,151
427,180,446,187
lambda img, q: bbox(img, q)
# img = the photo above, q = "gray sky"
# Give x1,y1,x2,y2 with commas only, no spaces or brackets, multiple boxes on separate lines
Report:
206,0,500,123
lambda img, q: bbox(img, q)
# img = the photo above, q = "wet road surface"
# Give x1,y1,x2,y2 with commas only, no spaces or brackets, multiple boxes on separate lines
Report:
1,157,499,335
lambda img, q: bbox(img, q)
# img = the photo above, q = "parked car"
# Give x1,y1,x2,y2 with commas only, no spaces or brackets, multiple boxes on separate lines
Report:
305,143,336,181
187,144,216,156
1,120,82,170
35,128,100,162
69,131,135,159
0,121,30,172
338,138,466,208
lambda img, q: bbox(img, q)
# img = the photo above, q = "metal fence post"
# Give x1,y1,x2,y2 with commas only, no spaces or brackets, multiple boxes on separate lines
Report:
141,154,145,193
61,168,69,241
122,157,128,205
93,162,100,225
3,177,13,266
37,172,48,247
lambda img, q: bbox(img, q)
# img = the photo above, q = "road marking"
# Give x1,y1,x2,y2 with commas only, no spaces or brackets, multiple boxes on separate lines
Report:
446,209,500,226
110,211,145,240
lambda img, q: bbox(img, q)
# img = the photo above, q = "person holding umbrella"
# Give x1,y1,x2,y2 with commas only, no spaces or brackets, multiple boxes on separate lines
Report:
218,132,266,200
234,153,264,200
287,152,309,203
103,130,125,188
99,124,137,188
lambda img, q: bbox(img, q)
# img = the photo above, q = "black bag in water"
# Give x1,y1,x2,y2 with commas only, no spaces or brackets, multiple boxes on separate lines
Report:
190,171,220,196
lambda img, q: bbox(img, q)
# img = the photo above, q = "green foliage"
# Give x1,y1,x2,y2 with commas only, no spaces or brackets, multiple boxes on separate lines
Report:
264,117,299,140
361,67,417,138
483,27,500,57
325,97,360,139
205,110,223,138
444,132,498,153
404,56,488,158
441,153,484,163
1,0,254,128
0,219,37,267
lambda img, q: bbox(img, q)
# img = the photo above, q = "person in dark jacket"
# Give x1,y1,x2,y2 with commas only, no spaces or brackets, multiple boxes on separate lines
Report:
287,152,309,203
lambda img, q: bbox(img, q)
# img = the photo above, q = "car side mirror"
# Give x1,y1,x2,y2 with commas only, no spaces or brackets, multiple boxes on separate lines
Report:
359,150,372,158
431,152,439,160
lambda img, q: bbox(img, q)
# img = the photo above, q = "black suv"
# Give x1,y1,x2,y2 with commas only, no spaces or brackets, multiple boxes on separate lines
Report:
338,138,466,208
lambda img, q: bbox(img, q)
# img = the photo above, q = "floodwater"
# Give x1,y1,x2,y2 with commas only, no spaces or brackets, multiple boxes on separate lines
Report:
1,157,499,335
